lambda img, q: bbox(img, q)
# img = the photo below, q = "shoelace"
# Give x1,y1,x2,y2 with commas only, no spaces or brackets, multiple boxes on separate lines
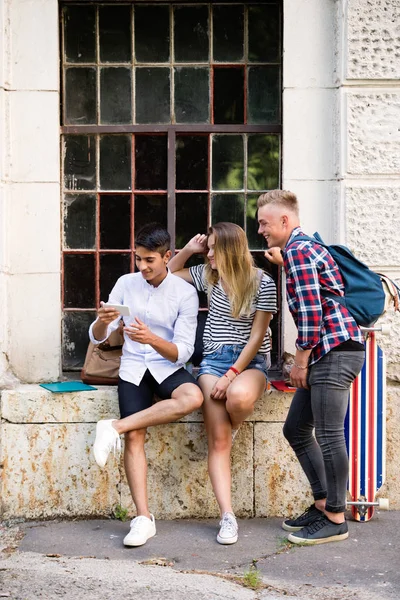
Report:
130,516,150,532
305,515,329,534
108,431,121,456
219,514,237,537
295,505,318,522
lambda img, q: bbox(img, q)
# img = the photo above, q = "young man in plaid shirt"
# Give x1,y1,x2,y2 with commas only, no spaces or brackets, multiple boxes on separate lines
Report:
257,190,365,545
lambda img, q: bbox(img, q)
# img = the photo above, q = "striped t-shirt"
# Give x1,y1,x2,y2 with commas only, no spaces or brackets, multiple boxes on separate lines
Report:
189,264,277,356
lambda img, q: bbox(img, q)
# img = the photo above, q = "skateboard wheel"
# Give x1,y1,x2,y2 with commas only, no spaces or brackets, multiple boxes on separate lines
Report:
379,324,391,336
377,498,389,510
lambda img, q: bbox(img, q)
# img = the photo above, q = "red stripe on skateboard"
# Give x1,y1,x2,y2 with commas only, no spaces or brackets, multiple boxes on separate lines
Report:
367,333,376,520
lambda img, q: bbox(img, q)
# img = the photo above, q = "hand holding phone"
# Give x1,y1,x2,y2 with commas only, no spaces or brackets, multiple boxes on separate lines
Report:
103,303,130,316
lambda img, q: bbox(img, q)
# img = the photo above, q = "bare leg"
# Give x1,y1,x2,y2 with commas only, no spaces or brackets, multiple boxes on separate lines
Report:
200,374,234,516
113,383,203,435
123,428,150,518
226,369,266,430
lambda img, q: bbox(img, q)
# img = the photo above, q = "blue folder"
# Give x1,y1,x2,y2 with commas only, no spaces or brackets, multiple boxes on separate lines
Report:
40,381,97,393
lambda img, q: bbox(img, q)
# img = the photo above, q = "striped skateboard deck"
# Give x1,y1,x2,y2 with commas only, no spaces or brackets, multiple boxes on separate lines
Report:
345,331,388,521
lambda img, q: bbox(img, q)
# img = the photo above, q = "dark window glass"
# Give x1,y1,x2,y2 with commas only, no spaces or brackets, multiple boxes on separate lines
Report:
211,193,244,226
63,5,96,64
248,66,280,124
100,135,131,190
64,194,96,250
246,194,263,250
135,135,167,190
99,5,131,62
212,135,244,190
248,4,280,63
134,194,167,233
174,6,209,62
62,311,96,369
100,68,132,125
65,68,96,125
174,67,209,123
100,253,131,301
136,68,170,124
176,136,208,190
135,5,170,62
176,193,208,249
63,135,96,191
100,195,131,249
213,5,244,62
213,67,244,124
64,254,95,308
247,134,280,191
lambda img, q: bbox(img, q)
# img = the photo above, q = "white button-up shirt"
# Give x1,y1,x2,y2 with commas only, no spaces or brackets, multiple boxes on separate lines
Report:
89,271,199,386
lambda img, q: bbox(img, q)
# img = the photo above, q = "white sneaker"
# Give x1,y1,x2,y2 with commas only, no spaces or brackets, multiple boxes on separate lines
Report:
123,514,156,547
93,419,121,467
217,512,238,545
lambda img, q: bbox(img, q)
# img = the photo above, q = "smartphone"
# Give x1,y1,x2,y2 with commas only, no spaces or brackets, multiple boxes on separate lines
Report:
104,303,130,316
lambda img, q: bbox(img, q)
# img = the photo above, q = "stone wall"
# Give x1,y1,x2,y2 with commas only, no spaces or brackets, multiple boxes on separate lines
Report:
1,385,398,521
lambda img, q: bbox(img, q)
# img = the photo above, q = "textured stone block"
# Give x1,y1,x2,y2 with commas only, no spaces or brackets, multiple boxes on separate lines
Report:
346,92,400,175
0,423,119,519
346,0,400,80
254,423,312,517
345,186,400,266
386,386,400,509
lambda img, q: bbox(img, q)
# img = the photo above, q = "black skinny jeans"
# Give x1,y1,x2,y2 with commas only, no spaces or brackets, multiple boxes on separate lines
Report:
283,350,365,513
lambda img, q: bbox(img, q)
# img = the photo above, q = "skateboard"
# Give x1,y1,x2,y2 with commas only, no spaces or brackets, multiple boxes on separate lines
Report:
345,325,390,521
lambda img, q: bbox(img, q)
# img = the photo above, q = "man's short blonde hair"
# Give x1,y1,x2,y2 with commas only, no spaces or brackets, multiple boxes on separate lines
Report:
257,190,299,217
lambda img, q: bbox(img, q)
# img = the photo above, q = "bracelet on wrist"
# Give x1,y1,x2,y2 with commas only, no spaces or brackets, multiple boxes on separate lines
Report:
223,373,234,383
229,366,240,376
294,362,308,370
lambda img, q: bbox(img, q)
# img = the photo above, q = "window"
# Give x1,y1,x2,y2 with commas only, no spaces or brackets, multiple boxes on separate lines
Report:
61,2,282,369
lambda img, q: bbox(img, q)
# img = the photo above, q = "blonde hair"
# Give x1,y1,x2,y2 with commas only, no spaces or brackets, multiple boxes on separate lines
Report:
205,222,259,318
257,189,299,216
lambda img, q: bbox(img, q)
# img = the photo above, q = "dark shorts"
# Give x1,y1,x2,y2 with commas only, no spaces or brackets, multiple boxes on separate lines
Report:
118,368,200,418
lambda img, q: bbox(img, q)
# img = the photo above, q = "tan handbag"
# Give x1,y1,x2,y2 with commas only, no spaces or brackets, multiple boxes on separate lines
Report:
81,327,124,385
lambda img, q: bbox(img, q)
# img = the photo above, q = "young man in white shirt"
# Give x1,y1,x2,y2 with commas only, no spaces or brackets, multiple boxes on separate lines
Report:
90,223,203,547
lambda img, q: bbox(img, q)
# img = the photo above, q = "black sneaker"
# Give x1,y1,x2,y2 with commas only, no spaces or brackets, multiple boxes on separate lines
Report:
282,504,323,532
287,514,349,545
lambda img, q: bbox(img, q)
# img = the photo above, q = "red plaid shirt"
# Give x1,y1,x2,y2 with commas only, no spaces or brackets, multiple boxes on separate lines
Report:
284,227,363,365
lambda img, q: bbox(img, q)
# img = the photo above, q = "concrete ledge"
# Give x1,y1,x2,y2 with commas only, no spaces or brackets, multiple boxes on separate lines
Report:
1,384,399,520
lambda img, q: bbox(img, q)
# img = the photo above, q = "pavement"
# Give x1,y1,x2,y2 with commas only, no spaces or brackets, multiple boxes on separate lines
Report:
0,510,399,599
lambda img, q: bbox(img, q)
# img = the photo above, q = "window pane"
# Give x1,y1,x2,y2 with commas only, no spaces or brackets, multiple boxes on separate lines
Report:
65,68,96,125
135,5,170,62
248,4,280,63
135,135,167,190
176,136,208,190
100,254,131,301
247,134,280,191
136,68,170,124
248,66,280,124
174,67,209,123
134,194,167,233
174,6,209,62
64,254,95,308
63,135,96,191
62,311,96,369
100,68,132,125
213,67,244,124
99,6,131,63
63,5,96,64
64,194,96,250
100,135,131,190
213,5,244,62
246,194,263,250
212,135,244,190
176,193,208,249
211,193,244,226
100,195,131,249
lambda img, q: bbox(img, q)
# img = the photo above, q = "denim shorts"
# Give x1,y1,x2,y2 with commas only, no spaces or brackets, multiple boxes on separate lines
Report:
198,344,271,382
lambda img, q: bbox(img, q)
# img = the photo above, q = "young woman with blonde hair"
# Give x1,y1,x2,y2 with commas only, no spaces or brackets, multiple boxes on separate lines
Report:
169,222,276,545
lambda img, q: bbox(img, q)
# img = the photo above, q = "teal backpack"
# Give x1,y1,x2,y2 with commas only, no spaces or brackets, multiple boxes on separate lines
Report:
291,232,400,327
